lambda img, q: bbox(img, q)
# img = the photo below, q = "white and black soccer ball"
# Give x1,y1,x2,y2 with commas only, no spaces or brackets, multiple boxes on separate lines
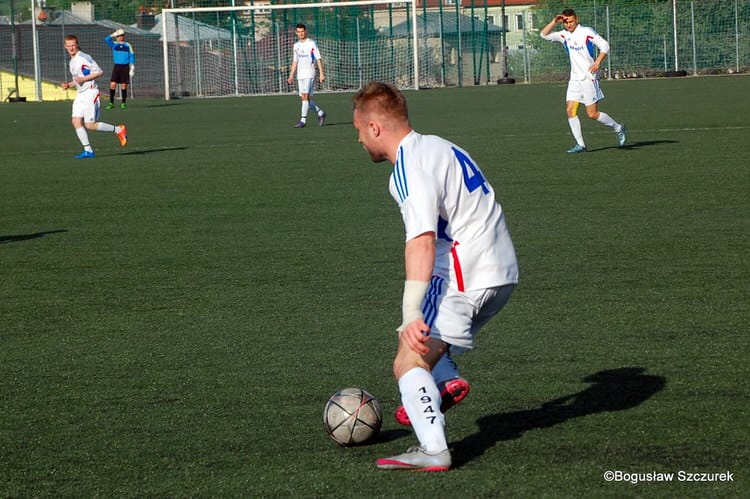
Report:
323,388,383,446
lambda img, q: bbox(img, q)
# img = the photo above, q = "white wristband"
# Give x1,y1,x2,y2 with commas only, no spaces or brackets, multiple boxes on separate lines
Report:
401,279,429,328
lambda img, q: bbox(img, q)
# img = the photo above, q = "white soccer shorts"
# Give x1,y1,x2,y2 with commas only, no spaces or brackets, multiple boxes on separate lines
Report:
297,78,315,96
565,78,604,106
72,91,101,123
421,275,515,352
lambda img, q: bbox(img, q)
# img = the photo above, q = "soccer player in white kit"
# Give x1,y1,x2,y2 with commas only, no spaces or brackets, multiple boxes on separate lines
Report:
540,9,626,153
287,24,326,128
353,81,518,471
62,35,128,159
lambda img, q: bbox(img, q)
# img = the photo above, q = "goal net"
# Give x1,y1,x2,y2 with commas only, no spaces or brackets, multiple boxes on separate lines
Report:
161,0,420,99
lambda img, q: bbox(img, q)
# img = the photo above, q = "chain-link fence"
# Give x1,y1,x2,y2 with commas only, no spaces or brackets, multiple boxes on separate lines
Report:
1,0,748,102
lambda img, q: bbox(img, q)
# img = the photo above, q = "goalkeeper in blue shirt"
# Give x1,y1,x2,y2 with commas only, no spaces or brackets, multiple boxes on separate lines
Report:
104,29,135,109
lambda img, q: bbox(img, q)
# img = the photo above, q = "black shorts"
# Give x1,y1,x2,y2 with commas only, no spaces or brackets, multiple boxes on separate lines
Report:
110,64,130,84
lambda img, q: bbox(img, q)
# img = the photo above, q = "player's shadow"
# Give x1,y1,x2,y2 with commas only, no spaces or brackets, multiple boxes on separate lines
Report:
590,139,678,152
0,229,68,245
452,367,666,468
320,120,352,128
120,146,188,156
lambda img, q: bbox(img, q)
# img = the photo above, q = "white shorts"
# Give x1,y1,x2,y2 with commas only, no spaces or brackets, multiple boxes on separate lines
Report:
297,78,314,96
566,79,604,106
422,275,515,352
72,90,101,123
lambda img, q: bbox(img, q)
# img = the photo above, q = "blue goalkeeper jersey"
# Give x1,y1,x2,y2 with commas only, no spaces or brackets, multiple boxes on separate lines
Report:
105,35,135,65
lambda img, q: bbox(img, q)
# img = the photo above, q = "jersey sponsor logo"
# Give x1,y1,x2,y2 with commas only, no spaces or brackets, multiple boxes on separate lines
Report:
562,34,596,58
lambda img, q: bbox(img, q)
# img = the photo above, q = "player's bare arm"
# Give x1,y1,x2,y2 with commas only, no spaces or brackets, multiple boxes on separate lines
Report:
404,231,435,285
540,16,561,36
590,52,607,73
399,232,436,355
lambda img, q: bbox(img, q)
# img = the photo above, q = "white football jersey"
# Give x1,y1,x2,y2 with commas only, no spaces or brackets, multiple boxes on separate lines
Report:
389,131,518,292
541,24,609,81
292,38,321,80
69,50,101,93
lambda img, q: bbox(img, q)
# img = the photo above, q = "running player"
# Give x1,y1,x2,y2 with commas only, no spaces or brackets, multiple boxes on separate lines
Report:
62,35,128,159
540,9,626,153
352,81,519,471
287,24,326,127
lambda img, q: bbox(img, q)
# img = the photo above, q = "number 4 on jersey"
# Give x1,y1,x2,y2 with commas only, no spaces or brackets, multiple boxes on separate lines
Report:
452,147,489,194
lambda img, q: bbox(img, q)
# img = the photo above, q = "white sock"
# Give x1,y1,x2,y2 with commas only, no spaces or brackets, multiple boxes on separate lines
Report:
75,127,92,151
431,352,459,386
568,117,585,146
300,101,309,122
309,100,320,114
596,112,620,131
399,367,447,453
97,122,115,133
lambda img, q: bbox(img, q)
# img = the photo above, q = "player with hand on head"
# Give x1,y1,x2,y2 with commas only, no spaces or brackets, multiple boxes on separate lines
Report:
352,81,518,472
62,35,128,159
540,9,626,153
104,28,135,109
287,24,326,128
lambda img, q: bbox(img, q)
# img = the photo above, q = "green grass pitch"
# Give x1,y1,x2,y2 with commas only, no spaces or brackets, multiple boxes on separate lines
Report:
1,75,748,497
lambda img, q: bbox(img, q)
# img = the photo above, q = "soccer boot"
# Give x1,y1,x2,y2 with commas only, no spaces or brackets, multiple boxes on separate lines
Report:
116,124,128,147
567,144,587,153
394,377,470,426
105,103,114,110
376,446,451,472
616,124,627,147
121,103,127,109
317,112,327,127
294,121,306,128
75,150,95,159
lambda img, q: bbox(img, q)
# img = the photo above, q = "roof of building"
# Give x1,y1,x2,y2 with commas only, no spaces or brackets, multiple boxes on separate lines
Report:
386,11,505,37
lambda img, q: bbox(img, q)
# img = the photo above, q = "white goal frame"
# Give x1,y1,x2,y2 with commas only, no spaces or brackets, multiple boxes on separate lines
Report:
161,0,419,100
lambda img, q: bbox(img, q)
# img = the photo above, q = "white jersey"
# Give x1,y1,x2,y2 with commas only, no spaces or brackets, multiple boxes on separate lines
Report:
69,50,101,93
541,24,609,81
292,38,321,80
389,131,518,292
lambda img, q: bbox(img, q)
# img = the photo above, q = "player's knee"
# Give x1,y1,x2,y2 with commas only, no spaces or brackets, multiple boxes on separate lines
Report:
393,352,426,380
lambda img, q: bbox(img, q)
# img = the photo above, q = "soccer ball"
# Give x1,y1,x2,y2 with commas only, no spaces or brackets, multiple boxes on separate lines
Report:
323,388,383,446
